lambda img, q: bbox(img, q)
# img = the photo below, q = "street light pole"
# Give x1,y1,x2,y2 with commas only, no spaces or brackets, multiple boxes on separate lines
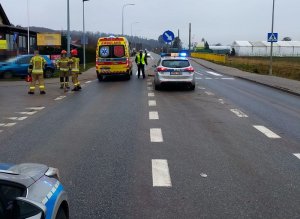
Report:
83,0,89,70
269,0,275,75
67,0,71,56
27,0,30,54
122,3,135,36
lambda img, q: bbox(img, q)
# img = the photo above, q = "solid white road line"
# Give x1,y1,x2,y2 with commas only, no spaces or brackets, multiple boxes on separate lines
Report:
152,159,172,187
198,87,206,90
230,109,248,118
293,153,300,160
205,77,212,80
6,117,28,121
148,92,155,97
148,100,157,106
218,99,225,104
221,78,235,80
26,107,45,111
149,111,159,120
206,71,223,76
205,91,215,96
150,128,163,142
195,77,202,80
253,125,281,139
17,111,37,115
0,123,16,127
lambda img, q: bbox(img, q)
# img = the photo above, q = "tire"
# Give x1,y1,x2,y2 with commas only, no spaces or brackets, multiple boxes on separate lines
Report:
190,84,195,90
125,74,131,80
155,83,160,90
55,207,67,219
3,71,13,79
44,68,53,78
98,74,103,82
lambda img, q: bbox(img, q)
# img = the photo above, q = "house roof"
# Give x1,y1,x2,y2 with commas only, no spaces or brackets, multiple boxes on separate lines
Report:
0,4,11,26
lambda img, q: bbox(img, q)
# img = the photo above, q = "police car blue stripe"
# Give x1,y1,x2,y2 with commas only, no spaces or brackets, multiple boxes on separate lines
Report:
45,183,64,219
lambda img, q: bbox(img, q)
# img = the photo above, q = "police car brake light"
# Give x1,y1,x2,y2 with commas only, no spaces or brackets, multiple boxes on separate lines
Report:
185,66,194,72
157,66,168,72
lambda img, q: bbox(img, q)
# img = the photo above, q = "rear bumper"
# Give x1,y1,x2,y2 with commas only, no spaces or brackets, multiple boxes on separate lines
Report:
96,71,130,76
155,73,195,85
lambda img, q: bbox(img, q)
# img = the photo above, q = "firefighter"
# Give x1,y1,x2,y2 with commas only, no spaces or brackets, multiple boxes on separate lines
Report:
28,50,47,95
70,49,81,91
135,50,148,79
57,50,71,89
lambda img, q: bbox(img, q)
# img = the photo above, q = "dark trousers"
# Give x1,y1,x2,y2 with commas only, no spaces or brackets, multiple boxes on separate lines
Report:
137,64,145,78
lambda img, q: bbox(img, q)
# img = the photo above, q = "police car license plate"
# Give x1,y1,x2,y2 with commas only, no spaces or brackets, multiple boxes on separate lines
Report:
170,72,181,75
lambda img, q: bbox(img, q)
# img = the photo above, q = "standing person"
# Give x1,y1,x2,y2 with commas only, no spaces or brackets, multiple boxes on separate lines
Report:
28,50,47,95
57,50,71,89
135,50,148,79
70,49,81,91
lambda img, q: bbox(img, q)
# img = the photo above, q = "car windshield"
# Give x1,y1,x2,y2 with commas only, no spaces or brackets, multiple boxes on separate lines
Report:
162,60,190,68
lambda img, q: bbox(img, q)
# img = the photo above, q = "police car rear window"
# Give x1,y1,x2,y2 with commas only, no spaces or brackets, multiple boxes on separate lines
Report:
99,45,125,58
162,60,190,68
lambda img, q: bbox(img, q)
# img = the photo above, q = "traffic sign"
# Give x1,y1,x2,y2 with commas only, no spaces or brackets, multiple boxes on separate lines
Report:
268,33,278,42
162,30,175,43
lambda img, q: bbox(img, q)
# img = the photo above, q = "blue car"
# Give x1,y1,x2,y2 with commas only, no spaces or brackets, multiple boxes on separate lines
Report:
0,163,69,219
0,55,56,79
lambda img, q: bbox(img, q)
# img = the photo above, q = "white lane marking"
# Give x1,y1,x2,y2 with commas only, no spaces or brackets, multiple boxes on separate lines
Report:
152,159,172,187
149,111,159,120
205,91,215,96
26,107,45,111
150,128,163,142
253,125,281,139
148,100,157,106
147,87,153,91
0,123,16,127
147,82,152,85
195,77,202,80
221,78,235,80
148,92,155,97
195,72,203,76
17,111,37,115
54,96,66,101
205,77,212,79
206,71,223,76
230,109,248,118
218,99,225,104
6,117,28,121
198,87,206,90
293,153,300,160
85,80,92,84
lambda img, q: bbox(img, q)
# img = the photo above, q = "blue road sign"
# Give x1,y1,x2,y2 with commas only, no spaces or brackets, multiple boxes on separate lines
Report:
162,30,175,43
268,33,278,42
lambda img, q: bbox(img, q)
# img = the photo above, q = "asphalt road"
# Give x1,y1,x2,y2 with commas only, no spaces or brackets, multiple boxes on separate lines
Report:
0,53,299,218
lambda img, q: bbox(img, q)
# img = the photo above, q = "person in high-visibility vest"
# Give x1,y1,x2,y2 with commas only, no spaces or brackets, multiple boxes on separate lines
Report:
57,50,71,89
28,50,47,94
70,49,81,91
135,50,148,79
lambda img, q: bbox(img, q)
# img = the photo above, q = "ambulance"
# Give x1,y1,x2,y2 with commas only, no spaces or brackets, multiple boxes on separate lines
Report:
96,36,132,81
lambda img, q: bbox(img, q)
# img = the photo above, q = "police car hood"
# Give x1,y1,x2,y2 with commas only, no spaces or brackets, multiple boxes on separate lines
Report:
0,163,49,187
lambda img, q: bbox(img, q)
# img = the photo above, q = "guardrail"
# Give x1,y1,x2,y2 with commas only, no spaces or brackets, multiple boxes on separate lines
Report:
191,53,227,64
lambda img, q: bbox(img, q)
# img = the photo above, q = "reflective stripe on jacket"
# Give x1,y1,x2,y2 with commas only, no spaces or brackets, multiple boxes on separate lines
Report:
58,58,71,72
70,57,80,73
30,56,46,74
136,53,146,65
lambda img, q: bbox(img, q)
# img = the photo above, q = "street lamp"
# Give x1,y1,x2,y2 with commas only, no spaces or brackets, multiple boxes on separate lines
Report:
27,0,30,54
269,0,275,75
83,0,89,70
122,3,135,36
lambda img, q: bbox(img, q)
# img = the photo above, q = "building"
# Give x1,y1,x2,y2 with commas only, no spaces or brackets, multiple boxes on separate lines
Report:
0,3,37,60
232,40,300,57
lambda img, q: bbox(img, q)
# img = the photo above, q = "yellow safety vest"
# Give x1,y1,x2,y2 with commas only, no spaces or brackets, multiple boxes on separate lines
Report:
30,55,46,74
70,57,80,73
58,57,71,72
136,53,145,65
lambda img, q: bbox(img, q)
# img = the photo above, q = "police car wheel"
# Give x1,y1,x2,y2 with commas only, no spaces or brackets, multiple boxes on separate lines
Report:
155,84,160,91
190,84,195,90
55,207,67,219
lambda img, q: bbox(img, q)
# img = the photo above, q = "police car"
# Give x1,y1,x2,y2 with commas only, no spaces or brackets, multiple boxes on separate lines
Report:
154,53,195,90
0,163,69,219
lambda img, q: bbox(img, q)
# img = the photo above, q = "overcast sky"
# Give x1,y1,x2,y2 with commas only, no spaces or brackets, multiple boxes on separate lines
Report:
1,0,300,47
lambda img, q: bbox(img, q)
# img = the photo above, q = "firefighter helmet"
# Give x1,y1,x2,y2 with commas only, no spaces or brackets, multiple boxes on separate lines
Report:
71,49,78,56
61,50,67,54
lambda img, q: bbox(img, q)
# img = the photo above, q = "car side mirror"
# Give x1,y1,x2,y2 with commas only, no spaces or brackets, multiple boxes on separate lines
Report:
9,197,46,219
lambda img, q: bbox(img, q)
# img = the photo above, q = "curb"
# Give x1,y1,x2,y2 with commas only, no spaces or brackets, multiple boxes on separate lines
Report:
190,58,300,97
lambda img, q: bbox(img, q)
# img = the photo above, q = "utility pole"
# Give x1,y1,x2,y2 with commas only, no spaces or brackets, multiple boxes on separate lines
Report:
269,0,275,75
188,23,191,52
67,0,71,56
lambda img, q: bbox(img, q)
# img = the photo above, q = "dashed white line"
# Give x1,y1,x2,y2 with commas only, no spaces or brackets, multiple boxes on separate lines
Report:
206,71,223,76
205,91,215,96
148,100,157,106
253,125,281,139
26,107,45,111
150,128,163,142
230,109,248,118
148,92,155,97
85,80,92,84
6,117,28,121
195,72,203,76
195,77,202,80
147,87,153,91
54,96,66,101
218,99,225,104
198,87,206,90
149,111,159,120
147,82,152,85
221,78,235,80
205,77,212,80
152,159,172,187
293,153,300,160
0,123,16,127
17,111,37,115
